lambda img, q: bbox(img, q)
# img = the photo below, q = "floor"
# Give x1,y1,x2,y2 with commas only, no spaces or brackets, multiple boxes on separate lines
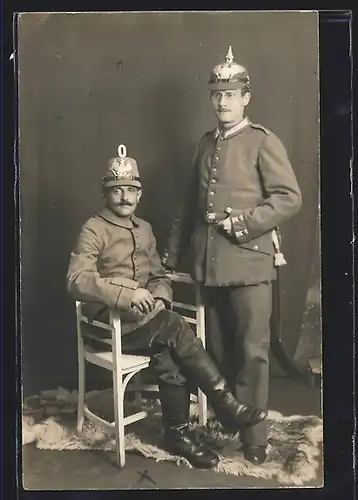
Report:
22,376,323,490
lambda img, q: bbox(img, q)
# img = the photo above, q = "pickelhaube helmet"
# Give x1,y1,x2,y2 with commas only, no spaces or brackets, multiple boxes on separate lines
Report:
208,46,250,91
102,144,141,189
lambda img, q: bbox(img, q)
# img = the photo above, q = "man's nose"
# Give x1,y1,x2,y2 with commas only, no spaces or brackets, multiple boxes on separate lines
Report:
117,192,127,203
218,96,228,107
122,194,132,204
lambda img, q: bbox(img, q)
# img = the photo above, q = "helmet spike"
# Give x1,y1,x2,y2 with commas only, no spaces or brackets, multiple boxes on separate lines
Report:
225,46,234,64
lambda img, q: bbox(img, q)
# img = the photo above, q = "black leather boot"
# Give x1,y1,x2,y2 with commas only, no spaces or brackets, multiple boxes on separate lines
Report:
179,348,268,432
243,444,268,465
159,381,219,469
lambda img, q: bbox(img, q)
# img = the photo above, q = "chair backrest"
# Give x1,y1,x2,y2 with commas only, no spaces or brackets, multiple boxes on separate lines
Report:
109,311,123,375
76,301,123,361
166,273,206,347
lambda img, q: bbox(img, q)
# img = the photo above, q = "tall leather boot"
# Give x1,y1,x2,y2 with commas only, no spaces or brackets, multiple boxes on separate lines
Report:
159,381,219,469
179,348,268,432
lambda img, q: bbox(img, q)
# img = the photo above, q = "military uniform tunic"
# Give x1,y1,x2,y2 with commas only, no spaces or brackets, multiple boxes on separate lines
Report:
67,207,172,334
165,118,302,284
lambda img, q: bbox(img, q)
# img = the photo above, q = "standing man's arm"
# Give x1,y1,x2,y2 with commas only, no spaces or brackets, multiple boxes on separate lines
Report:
162,160,199,270
66,224,139,310
221,133,302,243
146,227,173,309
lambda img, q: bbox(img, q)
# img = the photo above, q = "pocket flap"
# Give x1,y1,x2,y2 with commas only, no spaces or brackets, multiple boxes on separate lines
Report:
239,232,274,256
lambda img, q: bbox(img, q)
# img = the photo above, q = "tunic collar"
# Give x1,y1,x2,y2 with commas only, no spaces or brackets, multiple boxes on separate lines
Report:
97,207,140,228
214,117,250,140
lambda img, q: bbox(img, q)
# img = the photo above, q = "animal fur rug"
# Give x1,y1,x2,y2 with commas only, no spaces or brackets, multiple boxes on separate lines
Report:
22,387,323,486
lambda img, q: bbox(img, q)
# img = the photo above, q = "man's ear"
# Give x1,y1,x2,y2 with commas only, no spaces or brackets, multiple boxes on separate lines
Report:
137,189,143,202
243,92,251,106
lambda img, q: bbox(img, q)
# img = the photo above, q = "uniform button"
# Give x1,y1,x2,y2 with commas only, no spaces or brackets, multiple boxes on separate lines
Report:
253,245,259,250
243,229,248,235
212,168,217,172
208,202,214,208
211,179,217,184
209,191,215,196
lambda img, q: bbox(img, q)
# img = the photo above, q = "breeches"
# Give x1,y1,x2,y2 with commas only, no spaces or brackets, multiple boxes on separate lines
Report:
86,309,202,387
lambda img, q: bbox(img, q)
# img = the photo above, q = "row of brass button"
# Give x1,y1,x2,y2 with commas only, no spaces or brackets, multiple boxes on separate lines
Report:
206,144,221,220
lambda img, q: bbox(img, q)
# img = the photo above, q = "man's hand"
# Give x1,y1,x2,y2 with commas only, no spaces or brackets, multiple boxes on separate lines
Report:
217,215,233,236
154,299,167,312
131,288,156,314
161,252,176,273
163,266,175,273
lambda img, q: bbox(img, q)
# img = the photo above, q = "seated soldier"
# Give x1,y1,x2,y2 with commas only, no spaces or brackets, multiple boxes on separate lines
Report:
66,144,267,469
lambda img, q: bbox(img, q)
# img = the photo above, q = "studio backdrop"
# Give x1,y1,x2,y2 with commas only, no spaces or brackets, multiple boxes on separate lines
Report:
18,12,320,396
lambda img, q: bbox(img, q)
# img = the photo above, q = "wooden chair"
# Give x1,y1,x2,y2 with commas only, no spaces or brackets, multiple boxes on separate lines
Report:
76,272,207,468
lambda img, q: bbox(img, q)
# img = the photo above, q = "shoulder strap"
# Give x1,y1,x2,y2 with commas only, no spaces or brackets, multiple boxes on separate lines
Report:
250,123,271,135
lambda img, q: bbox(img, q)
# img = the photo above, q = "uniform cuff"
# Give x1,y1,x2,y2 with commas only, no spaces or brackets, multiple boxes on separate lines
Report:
115,286,136,311
231,215,251,243
110,277,139,289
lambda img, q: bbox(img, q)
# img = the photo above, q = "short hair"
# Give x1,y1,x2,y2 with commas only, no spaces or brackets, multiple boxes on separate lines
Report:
240,84,251,96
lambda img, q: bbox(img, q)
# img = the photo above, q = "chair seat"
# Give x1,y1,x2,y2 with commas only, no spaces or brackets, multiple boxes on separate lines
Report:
88,350,150,372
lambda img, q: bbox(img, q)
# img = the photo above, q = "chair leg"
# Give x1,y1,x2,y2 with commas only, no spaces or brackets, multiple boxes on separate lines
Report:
198,389,208,426
133,373,142,410
195,294,208,427
77,345,85,433
113,367,126,468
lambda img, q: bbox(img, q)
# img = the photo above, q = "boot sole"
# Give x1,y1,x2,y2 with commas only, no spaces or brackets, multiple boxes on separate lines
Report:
164,445,219,469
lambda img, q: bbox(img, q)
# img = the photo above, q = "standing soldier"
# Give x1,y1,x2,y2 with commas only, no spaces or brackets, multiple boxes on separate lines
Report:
162,47,302,465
